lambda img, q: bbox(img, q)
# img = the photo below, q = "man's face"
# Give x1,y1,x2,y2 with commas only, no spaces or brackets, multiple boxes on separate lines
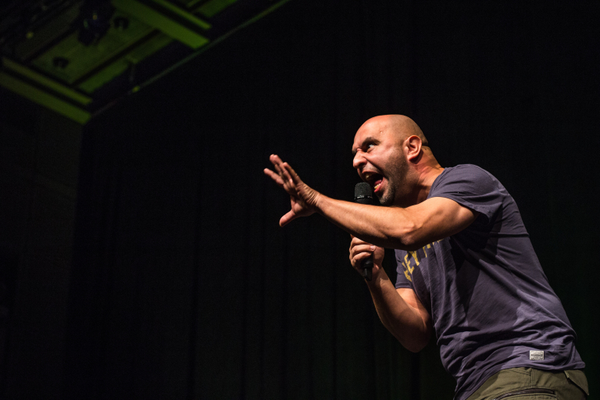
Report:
352,121,409,206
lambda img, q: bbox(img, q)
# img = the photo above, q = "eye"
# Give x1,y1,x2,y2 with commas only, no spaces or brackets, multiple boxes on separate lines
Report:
366,143,376,151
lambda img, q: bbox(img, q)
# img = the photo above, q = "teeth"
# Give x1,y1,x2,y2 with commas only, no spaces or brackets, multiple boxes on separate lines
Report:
363,172,382,191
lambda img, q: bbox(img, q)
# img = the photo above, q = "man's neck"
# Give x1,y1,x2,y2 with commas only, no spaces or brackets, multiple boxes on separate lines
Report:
409,163,445,206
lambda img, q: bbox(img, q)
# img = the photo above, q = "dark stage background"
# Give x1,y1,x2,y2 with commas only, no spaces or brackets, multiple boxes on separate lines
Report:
2,0,599,399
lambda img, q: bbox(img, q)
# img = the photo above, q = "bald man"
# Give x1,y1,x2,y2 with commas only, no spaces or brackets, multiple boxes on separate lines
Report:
264,115,588,400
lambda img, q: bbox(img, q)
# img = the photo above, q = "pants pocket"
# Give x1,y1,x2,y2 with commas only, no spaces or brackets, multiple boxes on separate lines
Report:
564,370,589,396
494,388,556,400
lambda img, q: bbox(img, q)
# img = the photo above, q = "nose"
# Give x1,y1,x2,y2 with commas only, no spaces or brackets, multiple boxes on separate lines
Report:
352,150,366,170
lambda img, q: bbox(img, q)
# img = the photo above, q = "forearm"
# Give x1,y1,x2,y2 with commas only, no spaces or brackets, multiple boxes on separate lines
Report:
315,194,418,250
367,269,431,352
315,192,476,251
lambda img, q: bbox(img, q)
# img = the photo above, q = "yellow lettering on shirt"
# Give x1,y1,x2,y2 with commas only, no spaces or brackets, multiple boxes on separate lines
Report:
401,239,443,282
408,250,420,266
403,254,415,274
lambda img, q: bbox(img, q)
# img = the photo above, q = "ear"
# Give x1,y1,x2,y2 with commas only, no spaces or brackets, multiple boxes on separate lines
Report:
404,135,423,162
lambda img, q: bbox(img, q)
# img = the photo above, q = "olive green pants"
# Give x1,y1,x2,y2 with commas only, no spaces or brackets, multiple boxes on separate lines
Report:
466,368,589,400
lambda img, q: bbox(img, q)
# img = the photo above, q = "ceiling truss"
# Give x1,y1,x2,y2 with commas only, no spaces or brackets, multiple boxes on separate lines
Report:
0,0,290,124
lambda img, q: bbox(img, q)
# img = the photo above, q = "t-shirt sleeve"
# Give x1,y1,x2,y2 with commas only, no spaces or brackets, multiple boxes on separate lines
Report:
428,165,505,224
394,250,413,289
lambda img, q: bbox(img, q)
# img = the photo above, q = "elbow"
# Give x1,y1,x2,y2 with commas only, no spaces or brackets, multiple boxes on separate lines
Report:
389,223,423,251
404,341,428,354
400,337,430,354
394,324,431,353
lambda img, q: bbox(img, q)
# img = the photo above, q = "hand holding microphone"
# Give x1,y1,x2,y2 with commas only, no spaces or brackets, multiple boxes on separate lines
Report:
354,182,375,281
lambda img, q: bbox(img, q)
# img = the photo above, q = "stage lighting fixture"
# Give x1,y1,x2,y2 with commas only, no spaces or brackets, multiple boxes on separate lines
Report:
76,0,115,46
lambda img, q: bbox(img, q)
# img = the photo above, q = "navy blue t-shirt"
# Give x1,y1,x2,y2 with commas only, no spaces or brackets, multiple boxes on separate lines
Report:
395,164,584,400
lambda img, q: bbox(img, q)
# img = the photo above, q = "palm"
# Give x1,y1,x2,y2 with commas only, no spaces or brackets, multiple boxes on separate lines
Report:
288,186,314,218
264,154,319,226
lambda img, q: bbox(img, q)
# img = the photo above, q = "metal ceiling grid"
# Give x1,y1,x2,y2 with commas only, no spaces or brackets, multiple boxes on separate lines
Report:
0,0,290,124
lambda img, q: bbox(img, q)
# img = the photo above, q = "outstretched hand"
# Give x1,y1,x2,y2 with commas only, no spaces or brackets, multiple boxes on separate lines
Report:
264,154,321,226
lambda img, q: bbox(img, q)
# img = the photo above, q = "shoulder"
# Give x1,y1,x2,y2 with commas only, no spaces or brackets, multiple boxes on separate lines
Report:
437,164,496,183
429,164,508,222
432,164,502,195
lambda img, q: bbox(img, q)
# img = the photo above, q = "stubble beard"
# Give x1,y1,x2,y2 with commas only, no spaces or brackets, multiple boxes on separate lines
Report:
378,157,409,207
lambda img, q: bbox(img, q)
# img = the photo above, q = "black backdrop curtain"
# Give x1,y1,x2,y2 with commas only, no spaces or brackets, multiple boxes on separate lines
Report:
66,1,600,399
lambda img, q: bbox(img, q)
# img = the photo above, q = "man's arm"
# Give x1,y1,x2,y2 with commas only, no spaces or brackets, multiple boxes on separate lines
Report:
375,285,432,353
350,237,431,352
264,154,477,250
321,195,475,250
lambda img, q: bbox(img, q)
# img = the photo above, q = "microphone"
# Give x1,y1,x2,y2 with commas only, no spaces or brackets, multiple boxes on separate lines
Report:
354,182,374,281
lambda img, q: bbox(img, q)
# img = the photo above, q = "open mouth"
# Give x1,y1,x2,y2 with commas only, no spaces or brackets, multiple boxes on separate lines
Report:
363,172,384,193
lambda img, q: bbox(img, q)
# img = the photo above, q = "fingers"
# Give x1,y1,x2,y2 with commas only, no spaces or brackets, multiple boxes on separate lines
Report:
349,238,376,267
265,154,297,191
280,161,302,186
349,236,385,273
350,236,372,248
349,249,373,270
269,154,288,179
263,168,284,186
270,155,286,178
349,243,376,259
279,210,295,227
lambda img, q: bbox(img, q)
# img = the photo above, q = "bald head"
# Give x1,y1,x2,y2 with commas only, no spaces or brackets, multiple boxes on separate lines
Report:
358,115,428,147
